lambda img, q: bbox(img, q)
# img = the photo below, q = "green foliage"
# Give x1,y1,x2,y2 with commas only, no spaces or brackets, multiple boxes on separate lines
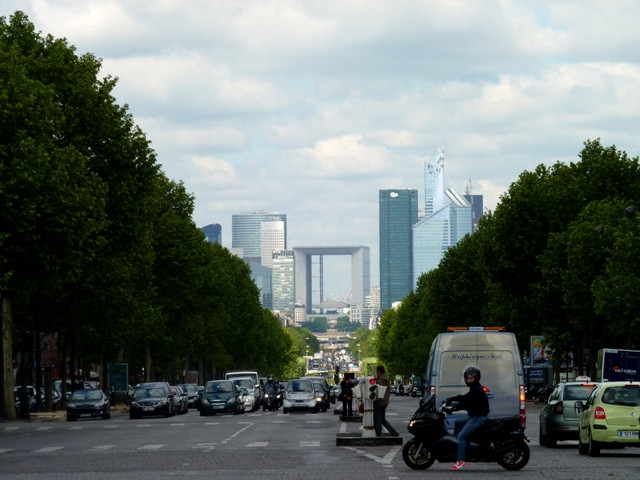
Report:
299,317,328,333
335,316,360,332
0,13,299,407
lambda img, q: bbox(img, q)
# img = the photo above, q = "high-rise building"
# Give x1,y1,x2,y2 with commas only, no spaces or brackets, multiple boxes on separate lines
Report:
200,223,221,244
413,148,473,286
261,219,285,268
379,189,419,311
232,212,287,265
272,250,295,314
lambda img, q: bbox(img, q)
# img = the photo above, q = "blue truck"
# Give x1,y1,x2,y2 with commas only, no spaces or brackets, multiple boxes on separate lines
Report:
597,348,640,382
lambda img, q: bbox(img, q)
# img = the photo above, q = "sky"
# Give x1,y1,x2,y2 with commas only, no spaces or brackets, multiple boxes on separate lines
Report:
5,1,640,301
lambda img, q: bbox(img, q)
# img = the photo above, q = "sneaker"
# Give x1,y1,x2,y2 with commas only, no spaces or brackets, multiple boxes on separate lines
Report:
450,461,466,470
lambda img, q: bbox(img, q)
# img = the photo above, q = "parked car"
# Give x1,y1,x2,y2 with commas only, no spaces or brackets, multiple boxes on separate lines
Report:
66,388,111,421
301,377,332,412
230,377,259,411
576,381,640,456
283,379,320,414
129,382,175,419
539,381,597,447
199,380,244,416
171,386,189,415
176,383,200,408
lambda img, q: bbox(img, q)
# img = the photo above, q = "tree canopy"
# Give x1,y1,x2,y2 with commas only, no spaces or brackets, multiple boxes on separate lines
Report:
376,139,640,381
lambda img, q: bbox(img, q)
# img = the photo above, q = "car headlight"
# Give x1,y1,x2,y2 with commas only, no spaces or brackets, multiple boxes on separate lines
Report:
264,393,270,398
201,398,210,405
408,420,415,427
67,403,77,409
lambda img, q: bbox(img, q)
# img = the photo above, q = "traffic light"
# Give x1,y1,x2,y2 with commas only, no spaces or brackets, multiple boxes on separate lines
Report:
368,378,387,400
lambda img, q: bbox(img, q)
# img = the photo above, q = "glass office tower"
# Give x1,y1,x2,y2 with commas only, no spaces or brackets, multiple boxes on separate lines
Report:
379,189,419,311
232,212,287,265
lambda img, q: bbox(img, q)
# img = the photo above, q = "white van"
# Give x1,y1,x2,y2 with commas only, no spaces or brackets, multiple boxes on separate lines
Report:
425,327,526,427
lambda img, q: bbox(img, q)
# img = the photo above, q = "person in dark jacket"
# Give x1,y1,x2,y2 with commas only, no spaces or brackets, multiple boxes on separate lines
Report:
446,366,490,470
340,376,354,416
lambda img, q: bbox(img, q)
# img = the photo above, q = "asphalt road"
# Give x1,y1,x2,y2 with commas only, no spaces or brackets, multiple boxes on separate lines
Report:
1,397,639,479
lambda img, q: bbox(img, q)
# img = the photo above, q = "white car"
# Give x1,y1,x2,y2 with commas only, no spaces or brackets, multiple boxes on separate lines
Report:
237,386,253,412
283,379,321,414
232,379,259,411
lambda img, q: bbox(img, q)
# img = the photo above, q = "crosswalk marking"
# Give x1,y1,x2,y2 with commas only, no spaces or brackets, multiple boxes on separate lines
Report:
91,445,115,451
138,444,166,450
246,442,269,447
34,446,63,453
0,449,14,454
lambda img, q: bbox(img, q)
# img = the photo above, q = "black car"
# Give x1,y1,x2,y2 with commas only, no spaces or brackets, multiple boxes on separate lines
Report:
66,388,111,421
129,382,175,419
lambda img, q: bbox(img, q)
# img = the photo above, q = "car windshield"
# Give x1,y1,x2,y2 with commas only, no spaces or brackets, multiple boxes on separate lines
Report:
602,387,640,406
70,389,103,401
206,382,233,393
233,379,253,390
179,385,198,394
287,381,312,393
564,385,596,400
134,388,166,399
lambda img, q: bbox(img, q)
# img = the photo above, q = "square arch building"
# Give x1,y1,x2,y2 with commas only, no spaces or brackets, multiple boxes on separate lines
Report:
293,246,370,314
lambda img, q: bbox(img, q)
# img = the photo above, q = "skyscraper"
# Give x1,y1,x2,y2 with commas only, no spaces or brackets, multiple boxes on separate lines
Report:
200,223,221,244
261,219,285,268
272,250,295,314
232,212,287,265
379,189,419,311
413,148,473,286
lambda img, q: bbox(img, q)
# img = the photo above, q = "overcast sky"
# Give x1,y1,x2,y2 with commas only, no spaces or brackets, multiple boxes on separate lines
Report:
6,1,640,301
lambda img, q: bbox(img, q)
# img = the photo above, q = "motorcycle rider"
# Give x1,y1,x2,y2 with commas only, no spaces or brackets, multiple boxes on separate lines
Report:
446,366,490,470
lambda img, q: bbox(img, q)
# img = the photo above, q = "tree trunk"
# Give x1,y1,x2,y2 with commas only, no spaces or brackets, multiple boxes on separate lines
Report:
2,297,17,420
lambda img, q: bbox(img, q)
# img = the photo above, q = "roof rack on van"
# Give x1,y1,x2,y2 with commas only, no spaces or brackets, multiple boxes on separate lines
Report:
447,326,506,332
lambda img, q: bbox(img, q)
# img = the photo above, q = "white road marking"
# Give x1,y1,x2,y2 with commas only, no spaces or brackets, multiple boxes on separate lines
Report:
246,442,268,447
0,449,14,454
342,445,402,465
91,445,115,451
138,444,166,450
34,446,64,453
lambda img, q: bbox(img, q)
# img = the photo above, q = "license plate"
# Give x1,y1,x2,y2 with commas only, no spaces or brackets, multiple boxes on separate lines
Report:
619,431,639,438
143,407,154,412
214,405,224,409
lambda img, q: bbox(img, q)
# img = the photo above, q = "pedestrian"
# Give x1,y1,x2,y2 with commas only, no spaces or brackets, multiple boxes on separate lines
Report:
373,365,399,437
340,375,353,416
446,366,490,471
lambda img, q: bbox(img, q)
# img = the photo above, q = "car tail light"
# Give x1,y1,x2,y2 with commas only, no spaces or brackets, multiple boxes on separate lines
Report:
519,385,526,425
482,385,491,393
595,406,606,420
430,385,435,396
553,401,563,415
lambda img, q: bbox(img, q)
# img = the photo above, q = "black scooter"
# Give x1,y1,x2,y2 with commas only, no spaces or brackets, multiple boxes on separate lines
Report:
403,394,530,471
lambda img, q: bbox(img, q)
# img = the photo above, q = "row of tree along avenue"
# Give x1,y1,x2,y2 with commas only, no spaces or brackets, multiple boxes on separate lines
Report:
3,12,640,418
0,12,311,420
376,138,640,384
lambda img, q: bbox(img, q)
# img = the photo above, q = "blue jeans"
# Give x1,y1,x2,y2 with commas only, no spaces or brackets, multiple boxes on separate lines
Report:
454,416,487,461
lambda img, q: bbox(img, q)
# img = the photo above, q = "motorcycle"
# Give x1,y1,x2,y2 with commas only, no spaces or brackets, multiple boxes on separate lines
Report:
261,384,282,411
402,394,530,471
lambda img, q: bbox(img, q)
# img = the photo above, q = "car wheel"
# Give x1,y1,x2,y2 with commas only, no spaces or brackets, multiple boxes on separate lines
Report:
283,408,288,414
102,407,111,420
588,430,601,457
200,410,207,416
66,413,76,422
578,433,588,455
538,424,548,446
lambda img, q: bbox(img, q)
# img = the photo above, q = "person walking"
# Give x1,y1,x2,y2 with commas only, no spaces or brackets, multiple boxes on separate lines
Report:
340,375,354,416
373,365,399,437
446,366,490,470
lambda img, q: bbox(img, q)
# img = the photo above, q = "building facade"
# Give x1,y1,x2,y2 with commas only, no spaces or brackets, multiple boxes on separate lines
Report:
412,149,473,286
232,212,287,265
379,189,419,311
200,223,222,243
272,249,295,314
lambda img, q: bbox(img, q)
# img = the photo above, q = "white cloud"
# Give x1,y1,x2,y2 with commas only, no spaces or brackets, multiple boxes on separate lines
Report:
6,0,640,297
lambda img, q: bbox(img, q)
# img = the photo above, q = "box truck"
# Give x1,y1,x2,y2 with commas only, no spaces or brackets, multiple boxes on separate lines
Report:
597,348,640,382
